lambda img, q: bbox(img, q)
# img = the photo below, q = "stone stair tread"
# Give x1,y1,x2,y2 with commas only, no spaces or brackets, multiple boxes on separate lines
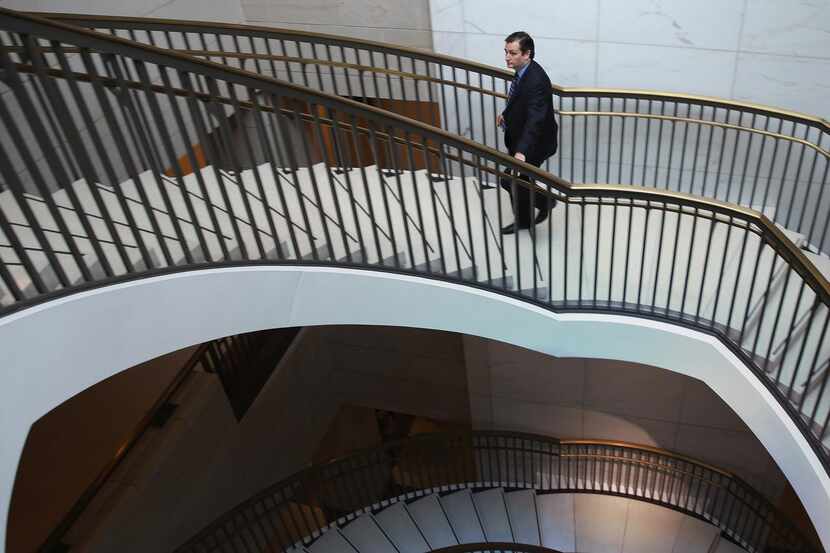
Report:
373,502,429,553
308,528,355,553
504,489,540,546
439,489,484,544
472,488,513,542
340,514,396,553
406,494,457,550
535,494,576,552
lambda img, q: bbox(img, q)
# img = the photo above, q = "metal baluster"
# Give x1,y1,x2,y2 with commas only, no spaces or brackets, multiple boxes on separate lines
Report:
1,40,91,285
807,137,830,249
636,200,652,311
774,281,811,388
581,96,588,183
345,112,383,265
245,91,286,260
367,125,401,269
601,102,612,184
628,98,639,186
47,42,128,277
273,93,321,261
723,109,745,202
747,117,772,208
784,124,812,230
736,114,759,205
405,131,432,271
309,104,351,261
384,124,416,270
330,113,367,263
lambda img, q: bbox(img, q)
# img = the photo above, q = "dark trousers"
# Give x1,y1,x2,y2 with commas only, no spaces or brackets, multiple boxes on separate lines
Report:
499,156,554,227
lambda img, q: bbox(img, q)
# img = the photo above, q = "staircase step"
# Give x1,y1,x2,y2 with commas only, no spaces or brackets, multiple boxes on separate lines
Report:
308,529,356,553
672,515,721,553
472,488,513,542
504,489,540,546
406,494,457,549
439,489,484,544
340,515,396,553
536,493,575,552
373,503,429,553
712,537,745,553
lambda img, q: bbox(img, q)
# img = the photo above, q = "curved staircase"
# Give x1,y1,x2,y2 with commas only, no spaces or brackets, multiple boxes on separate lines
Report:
172,432,812,553
280,489,730,553
0,8,829,552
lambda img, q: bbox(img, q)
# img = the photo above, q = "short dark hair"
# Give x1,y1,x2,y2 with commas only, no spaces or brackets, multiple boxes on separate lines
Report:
505,31,534,59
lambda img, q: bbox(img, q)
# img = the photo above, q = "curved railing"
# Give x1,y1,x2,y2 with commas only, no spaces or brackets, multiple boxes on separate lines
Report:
430,544,562,553
172,431,813,553
1,6,830,499
34,13,830,253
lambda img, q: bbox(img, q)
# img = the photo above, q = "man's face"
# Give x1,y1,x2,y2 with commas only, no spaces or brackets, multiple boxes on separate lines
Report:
504,40,531,72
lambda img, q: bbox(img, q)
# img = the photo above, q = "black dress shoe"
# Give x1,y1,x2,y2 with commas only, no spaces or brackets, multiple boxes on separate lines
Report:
501,222,531,235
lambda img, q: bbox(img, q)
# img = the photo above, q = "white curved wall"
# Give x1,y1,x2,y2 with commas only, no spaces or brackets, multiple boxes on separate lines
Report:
1,266,829,551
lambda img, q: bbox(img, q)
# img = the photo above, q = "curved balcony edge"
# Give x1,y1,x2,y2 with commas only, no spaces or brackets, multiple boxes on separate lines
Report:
0,265,828,552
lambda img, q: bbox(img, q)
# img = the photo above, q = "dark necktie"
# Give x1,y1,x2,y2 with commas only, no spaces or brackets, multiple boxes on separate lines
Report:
508,77,517,101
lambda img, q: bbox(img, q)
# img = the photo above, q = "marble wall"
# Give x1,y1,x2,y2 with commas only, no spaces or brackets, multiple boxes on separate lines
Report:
463,335,789,503
240,0,433,50
431,0,830,120
2,0,243,22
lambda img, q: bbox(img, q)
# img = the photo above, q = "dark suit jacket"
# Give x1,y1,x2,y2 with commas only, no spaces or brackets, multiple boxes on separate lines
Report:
502,60,558,163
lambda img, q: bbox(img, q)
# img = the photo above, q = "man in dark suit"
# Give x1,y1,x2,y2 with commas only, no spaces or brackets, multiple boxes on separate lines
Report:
497,31,559,234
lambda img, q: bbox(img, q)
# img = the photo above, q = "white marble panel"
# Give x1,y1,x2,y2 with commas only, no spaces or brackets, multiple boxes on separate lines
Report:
733,53,830,120
433,31,467,58
678,378,748,431
598,0,744,50
672,516,720,553
597,42,736,98
486,339,553,367
465,33,597,87
489,356,585,406
340,0,432,29
582,410,678,447
382,28,433,50
258,0,346,25
742,0,830,58
584,358,685,421
251,0,430,29
460,0,598,42
574,494,629,553
673,424,771,479
11,0,167,15
149,0,244,23
430,0,464,33
491,397,583,437
470,393,494,429
621,500,685,553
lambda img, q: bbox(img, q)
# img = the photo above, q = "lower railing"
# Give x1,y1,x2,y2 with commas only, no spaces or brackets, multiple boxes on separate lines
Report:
173,431,814,553
431,543,563,553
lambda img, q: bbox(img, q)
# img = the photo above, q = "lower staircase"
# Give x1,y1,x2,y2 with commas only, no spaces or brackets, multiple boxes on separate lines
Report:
292,488,735,553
